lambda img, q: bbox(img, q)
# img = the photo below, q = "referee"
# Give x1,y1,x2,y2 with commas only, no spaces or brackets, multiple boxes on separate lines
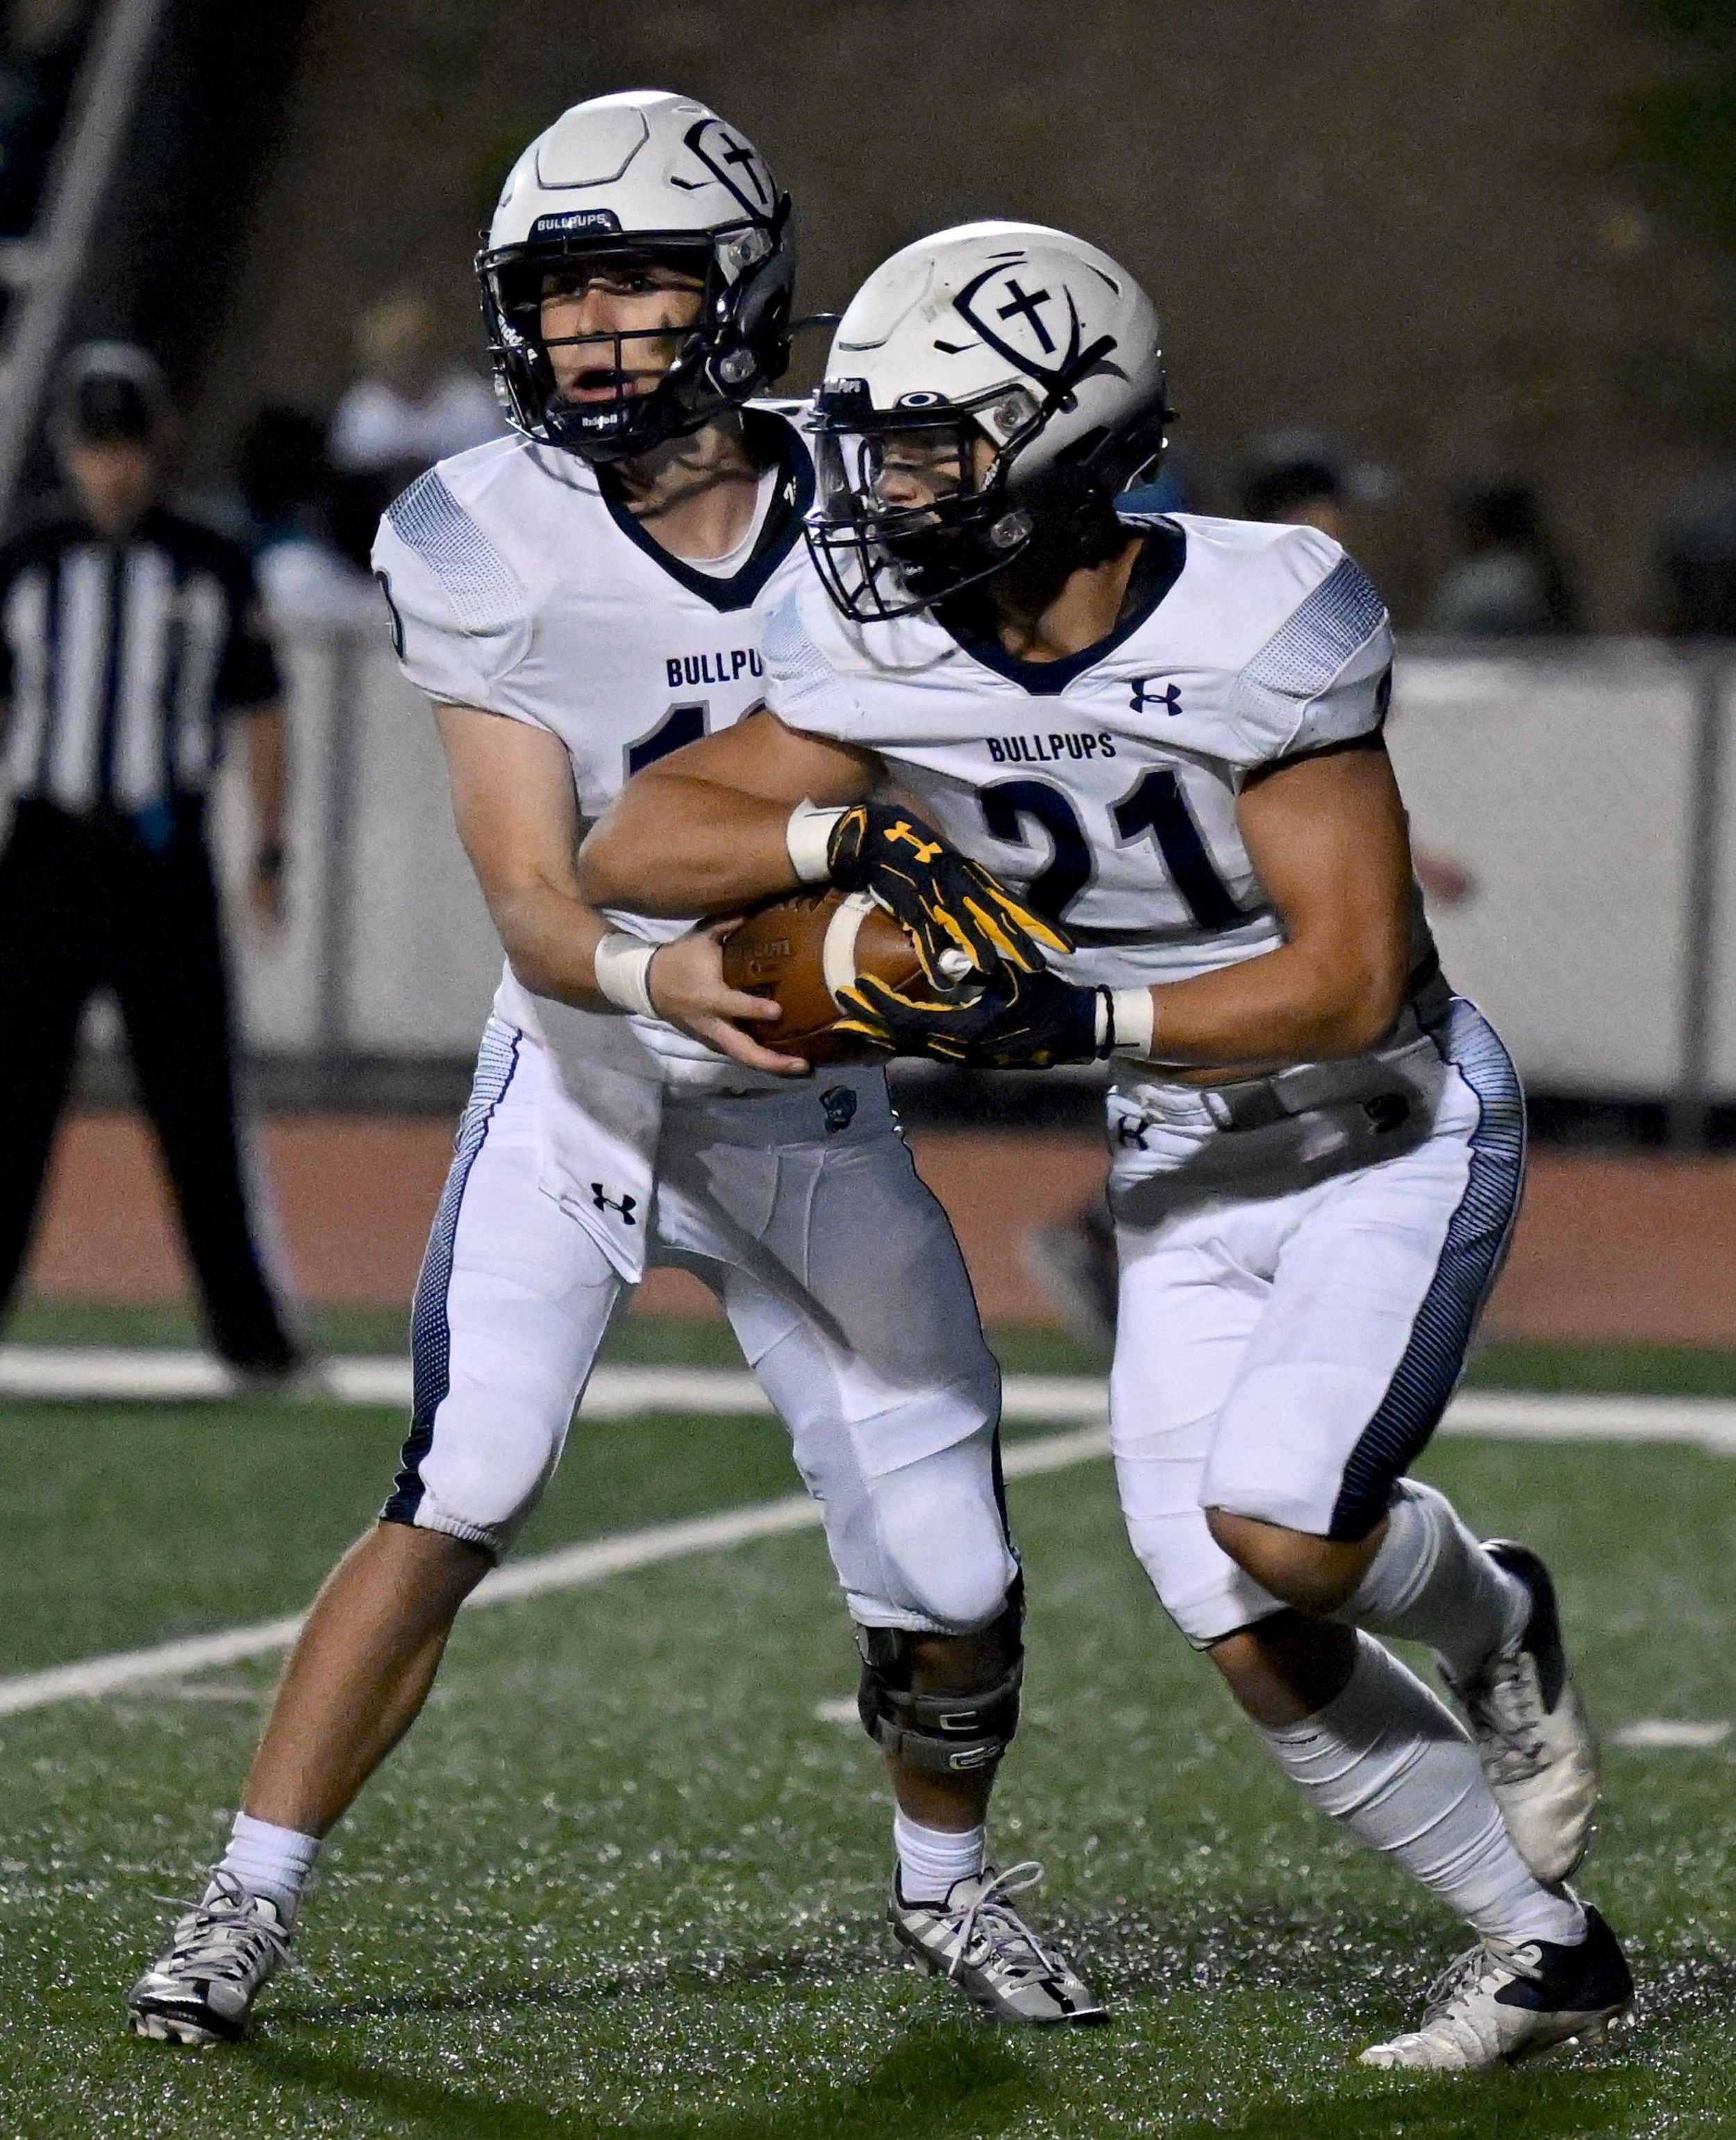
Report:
0,343,303,1378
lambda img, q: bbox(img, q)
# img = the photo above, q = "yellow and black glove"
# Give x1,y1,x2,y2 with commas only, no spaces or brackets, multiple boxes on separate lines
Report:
826,802,1071,984
836,963,1105,1069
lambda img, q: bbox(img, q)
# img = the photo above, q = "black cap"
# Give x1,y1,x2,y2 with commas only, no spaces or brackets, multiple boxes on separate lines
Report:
53,342,168,447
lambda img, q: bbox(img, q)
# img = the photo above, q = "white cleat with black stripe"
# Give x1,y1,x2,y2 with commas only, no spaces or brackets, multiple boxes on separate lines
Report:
1440,1540,1601,1882
1358,1905,1633,2073
887,1862,1108,2026
126,1873,290,2045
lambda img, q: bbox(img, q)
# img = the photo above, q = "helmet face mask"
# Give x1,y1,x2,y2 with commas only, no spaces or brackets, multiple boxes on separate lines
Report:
808,387,1043,622
804,221,1171,623
478,94,793,463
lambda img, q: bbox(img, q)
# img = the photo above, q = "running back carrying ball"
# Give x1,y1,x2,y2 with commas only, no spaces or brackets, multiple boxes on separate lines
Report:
723,890,928,1063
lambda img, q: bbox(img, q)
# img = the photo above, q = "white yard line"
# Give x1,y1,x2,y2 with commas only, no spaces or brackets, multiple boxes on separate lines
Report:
0,1424,1107,1718
6,1348,1736,1453
2,1348,1734,1721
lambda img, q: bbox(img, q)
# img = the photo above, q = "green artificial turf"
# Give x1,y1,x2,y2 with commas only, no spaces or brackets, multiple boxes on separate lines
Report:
1,1387,1734,2134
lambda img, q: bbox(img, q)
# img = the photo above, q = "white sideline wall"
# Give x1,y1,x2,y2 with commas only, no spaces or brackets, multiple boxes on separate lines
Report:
208,630,1731,1099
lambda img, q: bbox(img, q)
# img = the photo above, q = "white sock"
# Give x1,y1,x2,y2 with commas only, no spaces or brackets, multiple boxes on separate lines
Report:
1339,1479,1528,1684
1256,1633,1585,1950
894,1810,986,1903
210,1811,322,1925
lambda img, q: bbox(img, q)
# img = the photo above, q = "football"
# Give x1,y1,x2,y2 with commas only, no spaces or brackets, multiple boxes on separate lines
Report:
721,889,926,1064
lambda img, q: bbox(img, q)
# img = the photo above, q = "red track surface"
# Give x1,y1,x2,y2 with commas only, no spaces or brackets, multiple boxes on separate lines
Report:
23,1113,1736,1345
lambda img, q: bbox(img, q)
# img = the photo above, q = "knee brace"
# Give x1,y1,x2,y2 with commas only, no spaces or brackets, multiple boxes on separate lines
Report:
854,1582,1024,1775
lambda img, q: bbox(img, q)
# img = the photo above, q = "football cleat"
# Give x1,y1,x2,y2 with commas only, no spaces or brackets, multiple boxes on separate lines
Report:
887,1861,1108,2026
1358,1904,1633,2073
126,1872,290,2045
1439,1540,1599,1882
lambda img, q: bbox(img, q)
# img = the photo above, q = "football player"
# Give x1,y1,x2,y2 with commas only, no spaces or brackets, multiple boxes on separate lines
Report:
579,221,1633,2072
126,110,1102,2044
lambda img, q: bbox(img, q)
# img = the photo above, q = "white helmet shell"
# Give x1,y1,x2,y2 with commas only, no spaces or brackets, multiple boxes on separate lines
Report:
807,221,1169,620
824,219,1164,480
488,89,780,258
478,90,792,458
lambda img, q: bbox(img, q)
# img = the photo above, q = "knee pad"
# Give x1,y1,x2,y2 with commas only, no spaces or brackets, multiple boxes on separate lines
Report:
864,1435,1018,1631
854,1580,1024,1775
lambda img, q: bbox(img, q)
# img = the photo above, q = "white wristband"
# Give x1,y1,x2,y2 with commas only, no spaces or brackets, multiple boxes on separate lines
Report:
786,799,847,884
592,932,658,1018
1104,986,1156,1060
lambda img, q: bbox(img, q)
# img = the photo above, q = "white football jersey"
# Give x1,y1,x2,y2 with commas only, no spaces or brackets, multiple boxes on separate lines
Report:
764,501,1433,996
373,408,821,1092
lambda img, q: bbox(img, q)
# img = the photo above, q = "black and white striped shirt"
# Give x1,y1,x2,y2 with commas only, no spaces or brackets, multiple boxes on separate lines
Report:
0,506,281,816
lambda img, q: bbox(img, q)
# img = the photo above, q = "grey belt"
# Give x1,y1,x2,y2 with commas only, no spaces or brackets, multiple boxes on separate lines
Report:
1198,968,1453,1135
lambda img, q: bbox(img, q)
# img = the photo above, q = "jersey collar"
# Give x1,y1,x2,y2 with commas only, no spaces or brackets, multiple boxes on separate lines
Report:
935,521,1187,698
596,409,815,615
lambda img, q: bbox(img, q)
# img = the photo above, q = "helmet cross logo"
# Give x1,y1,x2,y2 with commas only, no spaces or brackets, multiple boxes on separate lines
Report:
994,279,1055,356
951,257,1126,394
677,117,775,219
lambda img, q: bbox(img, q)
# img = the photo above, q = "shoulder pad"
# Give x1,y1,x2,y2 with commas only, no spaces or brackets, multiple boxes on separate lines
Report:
1244,552,1386,699
384,469,524,635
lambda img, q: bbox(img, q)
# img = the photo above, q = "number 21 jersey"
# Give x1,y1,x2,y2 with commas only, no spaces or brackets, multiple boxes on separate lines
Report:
762,499,1432,999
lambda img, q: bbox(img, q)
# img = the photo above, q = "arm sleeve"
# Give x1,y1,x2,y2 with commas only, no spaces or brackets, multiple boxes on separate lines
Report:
760,590,872,740
370,469,533,719
214,554,283,710
1224,547,1393,778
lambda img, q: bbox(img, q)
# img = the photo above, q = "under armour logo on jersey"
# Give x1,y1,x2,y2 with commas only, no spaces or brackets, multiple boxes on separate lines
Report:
885,821,942,863
1130,678,1183,717
590,1185,638,1225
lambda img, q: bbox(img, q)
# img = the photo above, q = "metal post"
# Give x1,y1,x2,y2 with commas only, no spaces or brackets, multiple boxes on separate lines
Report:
1669,651,1726,1150
0,0,167,522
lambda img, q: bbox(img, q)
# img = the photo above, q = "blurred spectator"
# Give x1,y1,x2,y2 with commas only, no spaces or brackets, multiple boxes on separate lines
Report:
1658,471,1736,636
1240,439,1348,539
327,290,499,485
0,0,94,236
1426,483,1578,636
235,405,377,627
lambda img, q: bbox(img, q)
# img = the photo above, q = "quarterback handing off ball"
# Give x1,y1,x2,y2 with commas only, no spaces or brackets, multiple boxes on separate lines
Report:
723,890,933,1064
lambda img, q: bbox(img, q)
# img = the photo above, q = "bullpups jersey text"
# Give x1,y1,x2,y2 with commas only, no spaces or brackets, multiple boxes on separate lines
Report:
762,497,1433,996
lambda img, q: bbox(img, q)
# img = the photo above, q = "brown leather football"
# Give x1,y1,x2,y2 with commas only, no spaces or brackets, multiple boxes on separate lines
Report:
721,889,926,1064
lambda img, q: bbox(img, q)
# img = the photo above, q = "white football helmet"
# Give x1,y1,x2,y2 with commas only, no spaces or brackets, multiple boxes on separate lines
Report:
807,220,1169,620
477,90,792,460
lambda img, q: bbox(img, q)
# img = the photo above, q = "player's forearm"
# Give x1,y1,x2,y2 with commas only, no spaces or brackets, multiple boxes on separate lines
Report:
578,774,803,916
1144,939,1408,1067
487,878,619,1010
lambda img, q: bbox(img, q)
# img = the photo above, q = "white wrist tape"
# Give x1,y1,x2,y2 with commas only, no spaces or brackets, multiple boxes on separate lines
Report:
1104,986,1156,1060
786,799,847,884
592,933,658,1018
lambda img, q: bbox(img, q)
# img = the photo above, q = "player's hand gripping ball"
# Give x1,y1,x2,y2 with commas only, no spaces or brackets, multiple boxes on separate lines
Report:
825,801,1072,983
836,961,1103,1069
721,889,962,1065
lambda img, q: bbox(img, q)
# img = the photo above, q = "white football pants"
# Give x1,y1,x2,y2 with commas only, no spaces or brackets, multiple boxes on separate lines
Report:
1108,998,1524,1646
383,1020,1016,1634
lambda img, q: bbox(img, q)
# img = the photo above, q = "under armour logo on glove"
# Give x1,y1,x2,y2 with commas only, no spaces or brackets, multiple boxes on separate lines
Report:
883,820,942,864
590,1185,638,1224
